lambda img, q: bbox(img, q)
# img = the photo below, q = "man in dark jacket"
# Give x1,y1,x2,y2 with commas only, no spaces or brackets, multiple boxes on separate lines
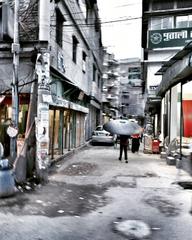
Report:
119,135,129,163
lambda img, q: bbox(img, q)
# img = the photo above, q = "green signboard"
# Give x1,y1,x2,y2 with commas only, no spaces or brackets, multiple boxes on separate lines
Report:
148,28,192,49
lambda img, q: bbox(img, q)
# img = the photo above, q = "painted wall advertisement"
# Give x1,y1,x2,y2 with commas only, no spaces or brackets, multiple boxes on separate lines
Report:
36,52,50,170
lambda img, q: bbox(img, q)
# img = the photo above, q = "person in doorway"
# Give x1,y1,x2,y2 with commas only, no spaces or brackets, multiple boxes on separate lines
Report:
119,135,129,163
131,133,140,153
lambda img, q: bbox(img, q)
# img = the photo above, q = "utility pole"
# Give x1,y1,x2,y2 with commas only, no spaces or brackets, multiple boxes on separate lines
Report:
10,0,20,161
35,0,51,182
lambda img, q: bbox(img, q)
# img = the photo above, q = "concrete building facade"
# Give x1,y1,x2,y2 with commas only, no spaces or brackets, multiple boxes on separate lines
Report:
102,51,120,121
141,0,192,136
119,58,144,124
0,0,103,180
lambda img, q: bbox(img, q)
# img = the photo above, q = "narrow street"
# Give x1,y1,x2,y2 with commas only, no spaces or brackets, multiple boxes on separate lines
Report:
1,144,192,240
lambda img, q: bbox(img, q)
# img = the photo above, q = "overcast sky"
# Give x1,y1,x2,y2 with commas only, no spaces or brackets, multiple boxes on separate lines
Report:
97,0,142,60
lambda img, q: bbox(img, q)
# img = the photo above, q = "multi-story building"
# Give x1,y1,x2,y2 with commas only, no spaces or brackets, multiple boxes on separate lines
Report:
0,0,103,179
141,0,192,136
102,51,120,120
119,58,144,124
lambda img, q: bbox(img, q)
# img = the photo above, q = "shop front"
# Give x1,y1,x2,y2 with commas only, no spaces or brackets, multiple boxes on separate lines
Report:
156,42,192,174
0,94,30,157
49,98,88,160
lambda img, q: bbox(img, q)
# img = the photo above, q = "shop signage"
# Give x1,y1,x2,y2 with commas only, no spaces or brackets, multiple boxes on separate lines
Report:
149,85,158,90
51,96,69,108
148,28,192,49
70,102,89,113
42,94,53,103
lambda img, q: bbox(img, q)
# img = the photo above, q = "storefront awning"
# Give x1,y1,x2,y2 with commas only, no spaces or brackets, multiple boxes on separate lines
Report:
145,96,161,114
156,42,192,97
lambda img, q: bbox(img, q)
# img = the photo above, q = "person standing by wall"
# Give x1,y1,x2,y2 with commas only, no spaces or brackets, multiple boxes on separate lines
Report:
119,135,129,163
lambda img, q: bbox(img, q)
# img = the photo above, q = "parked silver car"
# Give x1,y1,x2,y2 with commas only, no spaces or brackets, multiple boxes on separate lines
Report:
91,125,114,145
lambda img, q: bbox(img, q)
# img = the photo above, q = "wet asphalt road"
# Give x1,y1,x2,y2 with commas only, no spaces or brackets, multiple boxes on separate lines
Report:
1,144,192,239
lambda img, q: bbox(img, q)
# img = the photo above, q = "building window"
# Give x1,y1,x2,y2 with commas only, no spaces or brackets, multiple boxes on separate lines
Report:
72,35,79,63
128,67,140,73
123,95,129,99
93,64,96,82
95,18,100,32
78,0,88,20
151,16,173,30
176,15,192,28
177,1,192,8
128,74,141,79
82,51,87,73
56,9,64,47
97,74,101,88
152,0,174,10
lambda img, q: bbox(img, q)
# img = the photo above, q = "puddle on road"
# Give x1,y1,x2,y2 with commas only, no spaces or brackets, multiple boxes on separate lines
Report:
144,195,181,217
0,175,139,218
0,165,160,218
0,181,109,217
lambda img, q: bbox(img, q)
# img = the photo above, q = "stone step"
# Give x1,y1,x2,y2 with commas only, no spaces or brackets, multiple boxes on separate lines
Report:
160,151,166,159
166,156,176,165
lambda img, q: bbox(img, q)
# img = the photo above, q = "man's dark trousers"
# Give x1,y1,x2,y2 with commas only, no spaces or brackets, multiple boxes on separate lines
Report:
119,145,128,160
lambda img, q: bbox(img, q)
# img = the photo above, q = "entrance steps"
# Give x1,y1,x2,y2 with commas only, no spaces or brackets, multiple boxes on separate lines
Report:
166,156,176,165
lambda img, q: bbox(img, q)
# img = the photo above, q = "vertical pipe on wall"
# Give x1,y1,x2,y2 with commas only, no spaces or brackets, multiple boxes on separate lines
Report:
161,98,165,140
180,83,183,161
168,89,172,143
51,110,56,159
